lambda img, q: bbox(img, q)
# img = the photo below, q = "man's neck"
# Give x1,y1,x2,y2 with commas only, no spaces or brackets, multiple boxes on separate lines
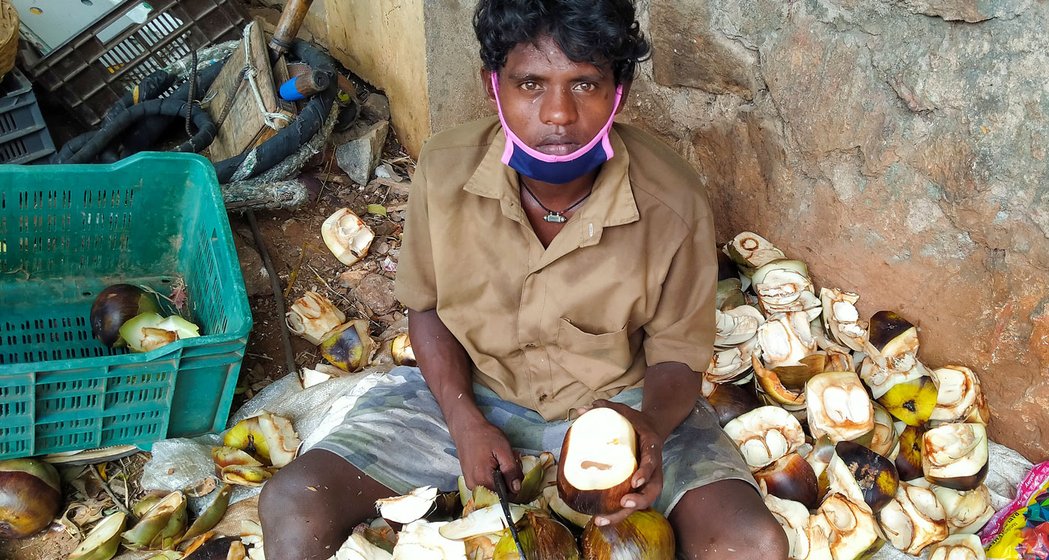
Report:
519,168,600,208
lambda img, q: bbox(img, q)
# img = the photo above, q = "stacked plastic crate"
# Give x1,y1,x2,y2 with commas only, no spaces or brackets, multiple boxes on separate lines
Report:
0,67,54,164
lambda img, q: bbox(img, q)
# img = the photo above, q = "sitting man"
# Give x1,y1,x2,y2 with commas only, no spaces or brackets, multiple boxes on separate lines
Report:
260,1,788,558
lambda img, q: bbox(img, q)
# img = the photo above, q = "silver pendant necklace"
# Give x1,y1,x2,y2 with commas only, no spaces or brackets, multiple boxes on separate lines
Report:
520,181,593,223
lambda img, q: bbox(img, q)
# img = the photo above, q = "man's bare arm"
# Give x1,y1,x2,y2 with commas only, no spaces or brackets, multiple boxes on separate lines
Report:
408,308,523,492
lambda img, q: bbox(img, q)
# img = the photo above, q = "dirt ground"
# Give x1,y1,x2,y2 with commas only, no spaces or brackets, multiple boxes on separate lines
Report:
0,100,413,560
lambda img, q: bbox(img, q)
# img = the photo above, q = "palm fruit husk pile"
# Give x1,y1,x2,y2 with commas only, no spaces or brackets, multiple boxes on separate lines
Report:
285,290,417,389
715,232,993,560
63,485,245,560
333,446,675,560
61,412,300,560
216,411,303,487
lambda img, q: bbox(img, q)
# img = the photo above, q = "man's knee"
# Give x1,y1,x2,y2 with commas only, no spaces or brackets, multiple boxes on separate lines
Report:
670,480,789,560
713,511,789,560
261,451,320,511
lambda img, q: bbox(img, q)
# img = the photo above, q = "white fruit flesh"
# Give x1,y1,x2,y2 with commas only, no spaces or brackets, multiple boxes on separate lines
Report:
806,372,874,442
922,424,988,479
724,406,805,471
376,486,439,525
561,408,637,491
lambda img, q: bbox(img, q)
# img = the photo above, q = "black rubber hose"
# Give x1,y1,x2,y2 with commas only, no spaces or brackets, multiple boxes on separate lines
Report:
58,39,336,178
58,63,226,162
61,99,217,163
121,62,226,156
213,40,337,183
106,68,181,119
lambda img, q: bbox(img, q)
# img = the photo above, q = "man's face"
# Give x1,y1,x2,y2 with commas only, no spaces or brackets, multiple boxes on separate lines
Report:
486,35,621,156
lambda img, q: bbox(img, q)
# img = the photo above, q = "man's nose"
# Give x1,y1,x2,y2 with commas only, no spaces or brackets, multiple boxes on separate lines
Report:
540,88,578,127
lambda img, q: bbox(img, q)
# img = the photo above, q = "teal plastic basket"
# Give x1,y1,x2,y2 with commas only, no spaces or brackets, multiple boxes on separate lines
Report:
0,153,252,460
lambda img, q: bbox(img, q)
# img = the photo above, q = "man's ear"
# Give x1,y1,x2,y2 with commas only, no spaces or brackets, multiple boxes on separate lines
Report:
615,80,633,115
482,69,497,102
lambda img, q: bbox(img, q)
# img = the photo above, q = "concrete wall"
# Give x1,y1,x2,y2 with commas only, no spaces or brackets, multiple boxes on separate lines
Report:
322,0,431,154
268,0,1049,462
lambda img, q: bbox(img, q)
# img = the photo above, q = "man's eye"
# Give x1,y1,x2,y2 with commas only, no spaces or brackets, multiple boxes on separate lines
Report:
574,82,597,92
520,81,540,91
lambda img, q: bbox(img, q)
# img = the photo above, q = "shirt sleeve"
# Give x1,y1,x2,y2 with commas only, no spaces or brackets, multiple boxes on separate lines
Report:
641,194,717,374
394,148,439,311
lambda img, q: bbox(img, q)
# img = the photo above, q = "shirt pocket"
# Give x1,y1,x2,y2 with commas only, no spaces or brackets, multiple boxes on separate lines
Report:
553,317,634,392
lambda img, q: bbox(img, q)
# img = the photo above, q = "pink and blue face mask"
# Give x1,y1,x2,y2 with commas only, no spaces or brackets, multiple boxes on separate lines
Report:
491,72,623,185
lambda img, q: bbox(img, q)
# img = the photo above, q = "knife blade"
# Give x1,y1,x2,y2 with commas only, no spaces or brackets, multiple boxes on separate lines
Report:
492,467,527,560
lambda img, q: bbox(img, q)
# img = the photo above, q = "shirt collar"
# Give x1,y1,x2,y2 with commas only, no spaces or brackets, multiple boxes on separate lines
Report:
463,120,640,232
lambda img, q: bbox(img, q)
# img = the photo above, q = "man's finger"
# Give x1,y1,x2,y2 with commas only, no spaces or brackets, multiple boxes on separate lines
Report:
593,505,638,527
493,448,523,493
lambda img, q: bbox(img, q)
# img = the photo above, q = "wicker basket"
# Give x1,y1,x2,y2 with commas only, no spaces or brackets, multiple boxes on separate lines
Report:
0,0,18,78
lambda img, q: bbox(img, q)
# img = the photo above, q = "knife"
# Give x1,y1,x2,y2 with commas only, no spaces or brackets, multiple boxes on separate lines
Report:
492,467,527,560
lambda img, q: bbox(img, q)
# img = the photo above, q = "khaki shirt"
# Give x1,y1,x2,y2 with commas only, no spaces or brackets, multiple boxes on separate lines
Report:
395,117,717,420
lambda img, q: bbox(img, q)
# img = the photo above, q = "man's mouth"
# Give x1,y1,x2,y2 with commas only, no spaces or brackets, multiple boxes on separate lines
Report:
536,137,581,156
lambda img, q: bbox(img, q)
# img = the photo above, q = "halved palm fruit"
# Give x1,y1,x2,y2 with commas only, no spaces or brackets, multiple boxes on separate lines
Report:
826,441,899,513
723,406,806,471
706,382,762,427
758,313,817,368
878,376,937,427
755,452,819,509
932,484,994,535
806,371,874,442
895,424,925,481
763,494,811,560
922,424,988,491
930,366,985,424
927,534,986,560
868,311,919,370
818,493,884,560
877,482,948,556
723,232,786,271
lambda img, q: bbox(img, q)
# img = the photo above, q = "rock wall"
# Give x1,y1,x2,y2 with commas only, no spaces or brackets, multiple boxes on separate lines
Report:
265,0,1048,461
633,0,1049,461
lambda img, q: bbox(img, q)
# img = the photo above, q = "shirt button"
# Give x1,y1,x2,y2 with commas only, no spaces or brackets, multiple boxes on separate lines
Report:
524,343,537,349
539,393,549,402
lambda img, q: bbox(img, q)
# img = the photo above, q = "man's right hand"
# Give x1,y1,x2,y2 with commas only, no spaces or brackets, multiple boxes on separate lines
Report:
406,308,523,497
449,415,523,496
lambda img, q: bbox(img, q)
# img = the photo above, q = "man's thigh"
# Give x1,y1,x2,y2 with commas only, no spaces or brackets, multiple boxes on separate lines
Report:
312,367,465,494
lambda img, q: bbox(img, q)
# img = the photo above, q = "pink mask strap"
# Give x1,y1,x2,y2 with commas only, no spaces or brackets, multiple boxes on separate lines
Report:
491,72,623,164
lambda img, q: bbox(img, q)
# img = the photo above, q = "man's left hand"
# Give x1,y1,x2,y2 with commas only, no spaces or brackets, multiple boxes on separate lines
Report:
587,399,665,527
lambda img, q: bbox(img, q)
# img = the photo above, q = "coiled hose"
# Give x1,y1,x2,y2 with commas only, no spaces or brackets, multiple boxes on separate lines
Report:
56,40,338,184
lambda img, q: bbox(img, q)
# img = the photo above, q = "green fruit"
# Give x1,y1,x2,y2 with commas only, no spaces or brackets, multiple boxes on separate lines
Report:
495,512,580,560
581,509,675,560
68,512,126,560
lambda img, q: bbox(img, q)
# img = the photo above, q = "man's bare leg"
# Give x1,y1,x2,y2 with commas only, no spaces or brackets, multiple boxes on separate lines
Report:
669,479,789,560
260,449,396,560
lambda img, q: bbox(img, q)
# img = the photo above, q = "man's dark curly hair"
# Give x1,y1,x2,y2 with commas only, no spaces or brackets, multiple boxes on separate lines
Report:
473,0,651,84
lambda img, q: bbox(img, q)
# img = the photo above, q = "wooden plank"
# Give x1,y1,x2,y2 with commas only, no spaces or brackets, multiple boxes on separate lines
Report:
251,56,297,150
205,20,290,162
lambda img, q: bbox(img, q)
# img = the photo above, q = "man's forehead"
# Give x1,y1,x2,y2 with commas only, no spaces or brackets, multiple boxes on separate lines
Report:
503,36,612,79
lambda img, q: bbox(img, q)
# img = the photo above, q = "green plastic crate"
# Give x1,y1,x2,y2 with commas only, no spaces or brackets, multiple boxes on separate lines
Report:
0,153,252,460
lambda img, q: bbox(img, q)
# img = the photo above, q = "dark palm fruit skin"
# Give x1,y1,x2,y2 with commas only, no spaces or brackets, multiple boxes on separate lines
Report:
90,283,160,347
707,383,761,427
0,461,62,539
835,440,900,513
